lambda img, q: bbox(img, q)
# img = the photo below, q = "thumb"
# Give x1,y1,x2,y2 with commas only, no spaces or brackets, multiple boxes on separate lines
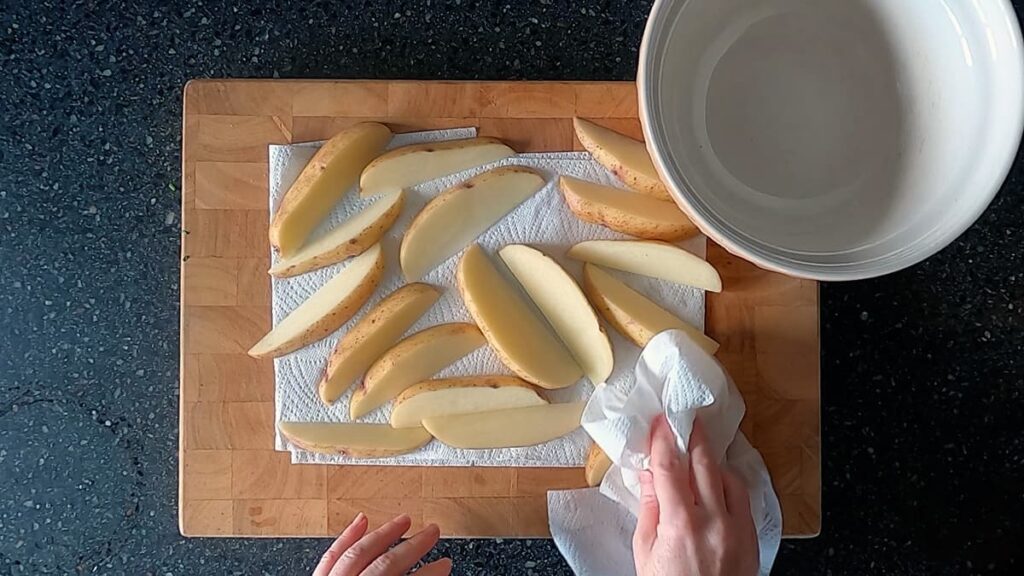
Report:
632,470,659,559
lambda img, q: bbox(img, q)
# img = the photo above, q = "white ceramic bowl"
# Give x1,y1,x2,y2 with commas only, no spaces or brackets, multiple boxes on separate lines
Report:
639,0,1024,280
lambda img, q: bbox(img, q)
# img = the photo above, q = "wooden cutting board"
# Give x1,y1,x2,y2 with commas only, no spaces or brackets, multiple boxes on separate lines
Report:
179,80,820,538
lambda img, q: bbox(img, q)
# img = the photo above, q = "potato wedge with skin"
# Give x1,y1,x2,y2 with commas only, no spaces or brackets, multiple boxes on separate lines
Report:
573,117,670,201
422,402,586,449
319,283,441,405
585,443,613,487
248,244,384,359
269,191,403,278
278,422,431,458
391,376,548,428
559,176,698,241
582,264,719,355
350,323,486,419
568,240,722,293
401,166,546,281
270,122,392,256
359,137,515,197
457,245,583,389
499,245,613,385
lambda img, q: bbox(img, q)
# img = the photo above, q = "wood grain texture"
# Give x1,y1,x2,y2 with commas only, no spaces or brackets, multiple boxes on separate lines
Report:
179,80,821,538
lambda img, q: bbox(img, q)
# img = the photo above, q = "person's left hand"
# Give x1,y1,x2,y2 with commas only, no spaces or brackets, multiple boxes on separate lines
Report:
313,513,452,576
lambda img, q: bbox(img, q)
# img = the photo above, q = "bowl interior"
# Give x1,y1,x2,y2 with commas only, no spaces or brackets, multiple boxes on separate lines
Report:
641,0,1023,278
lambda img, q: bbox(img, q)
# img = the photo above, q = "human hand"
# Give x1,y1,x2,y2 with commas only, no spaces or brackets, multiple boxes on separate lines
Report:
633,416,759,576
313,513,452,576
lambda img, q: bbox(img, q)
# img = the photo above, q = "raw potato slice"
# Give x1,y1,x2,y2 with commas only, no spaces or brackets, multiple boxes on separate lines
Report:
350,323,486,419
359,137,515,197
401,166,546,281
390,376,548,428
568,240,722,293
278,422,431,458
559,176,697,241
270,122,392,255
248,245,384,359
422,402,586,449
319,284,440,405
499,245,613,385
582,264,719,355
585,443,613,487
573,117,671,201
269,190,404,278
457,245,583,389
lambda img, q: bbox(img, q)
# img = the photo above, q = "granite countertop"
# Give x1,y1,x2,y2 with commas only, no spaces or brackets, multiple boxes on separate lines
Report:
1,1,1021,574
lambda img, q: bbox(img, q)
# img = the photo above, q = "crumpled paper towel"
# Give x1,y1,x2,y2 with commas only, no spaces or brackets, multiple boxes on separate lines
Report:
548,330,782,576
268,128,707,467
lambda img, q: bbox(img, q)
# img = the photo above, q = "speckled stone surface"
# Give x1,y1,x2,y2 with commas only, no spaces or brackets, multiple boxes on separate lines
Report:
0,0,1021,574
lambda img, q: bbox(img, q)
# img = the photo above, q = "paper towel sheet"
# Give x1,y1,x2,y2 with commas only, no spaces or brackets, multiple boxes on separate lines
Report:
548,331,782,575
268,128,706,467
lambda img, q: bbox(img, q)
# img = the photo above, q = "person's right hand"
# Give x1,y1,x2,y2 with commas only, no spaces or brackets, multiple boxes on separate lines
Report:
313,513,452,576
633,416,759,576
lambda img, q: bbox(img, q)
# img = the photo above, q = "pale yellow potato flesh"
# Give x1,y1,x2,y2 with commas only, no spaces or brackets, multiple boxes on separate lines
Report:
270,122,392,256
582,264,719,355
359,137,515,197
278,421,432,458
269,191,404,278
559,176,698,241
422,402,586,449
499,244,613,385
350,323,486,419
573,117,670,201
457,245,583,389
319,283,441,405
401,166,546,281
390,376,547,428
585,443,613,487
568,240,722,293
247,245,384,359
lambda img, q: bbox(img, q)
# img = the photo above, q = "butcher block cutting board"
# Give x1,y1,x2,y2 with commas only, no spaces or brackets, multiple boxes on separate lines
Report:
179,80,820,538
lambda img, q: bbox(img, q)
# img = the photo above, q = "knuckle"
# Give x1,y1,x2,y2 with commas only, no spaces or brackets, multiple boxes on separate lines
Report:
368,553,398,574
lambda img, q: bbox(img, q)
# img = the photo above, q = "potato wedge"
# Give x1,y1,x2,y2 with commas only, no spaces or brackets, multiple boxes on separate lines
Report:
499,245,613,385
568,240,722,293
391,376,547,428
574,117,670,201
585,443,613,487
359,137,515,197
350,323,486,419
457,245,582,389
248,244,384,359
319,283,440,405
582,264,719,354
270,122,392,255
401,166,546,281
559,176,697,241
422,402,586,449
278,422,431,458
269,190,403,278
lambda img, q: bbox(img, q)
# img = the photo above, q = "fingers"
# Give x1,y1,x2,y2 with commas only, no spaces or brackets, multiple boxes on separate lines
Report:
330,514,412,576
722,468,752,520
688,418,726,513
314,513,368,576
632,470,659,558
362,524,442,576
412,558,454,576
648,415,695,519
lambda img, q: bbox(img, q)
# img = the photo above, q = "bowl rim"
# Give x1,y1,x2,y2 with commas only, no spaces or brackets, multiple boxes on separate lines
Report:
637,0,1024,281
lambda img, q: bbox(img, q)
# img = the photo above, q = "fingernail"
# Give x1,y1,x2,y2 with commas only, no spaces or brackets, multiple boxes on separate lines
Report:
351,512,366,525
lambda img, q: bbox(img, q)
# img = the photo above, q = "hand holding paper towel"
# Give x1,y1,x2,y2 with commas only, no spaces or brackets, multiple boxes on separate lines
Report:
548,330,782,575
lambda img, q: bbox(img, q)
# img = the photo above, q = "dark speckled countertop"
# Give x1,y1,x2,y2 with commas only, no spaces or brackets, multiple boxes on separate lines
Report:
1,1,1022,575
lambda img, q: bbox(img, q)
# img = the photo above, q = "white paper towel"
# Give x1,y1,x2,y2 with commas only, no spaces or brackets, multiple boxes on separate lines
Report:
548,330,781,576
268,128,706,467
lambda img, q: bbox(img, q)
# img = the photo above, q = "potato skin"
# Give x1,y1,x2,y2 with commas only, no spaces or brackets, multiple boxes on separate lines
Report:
559,176,698,241
573,117,670,201
585,443,613,487
279,425,431,459
247,248,385,359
